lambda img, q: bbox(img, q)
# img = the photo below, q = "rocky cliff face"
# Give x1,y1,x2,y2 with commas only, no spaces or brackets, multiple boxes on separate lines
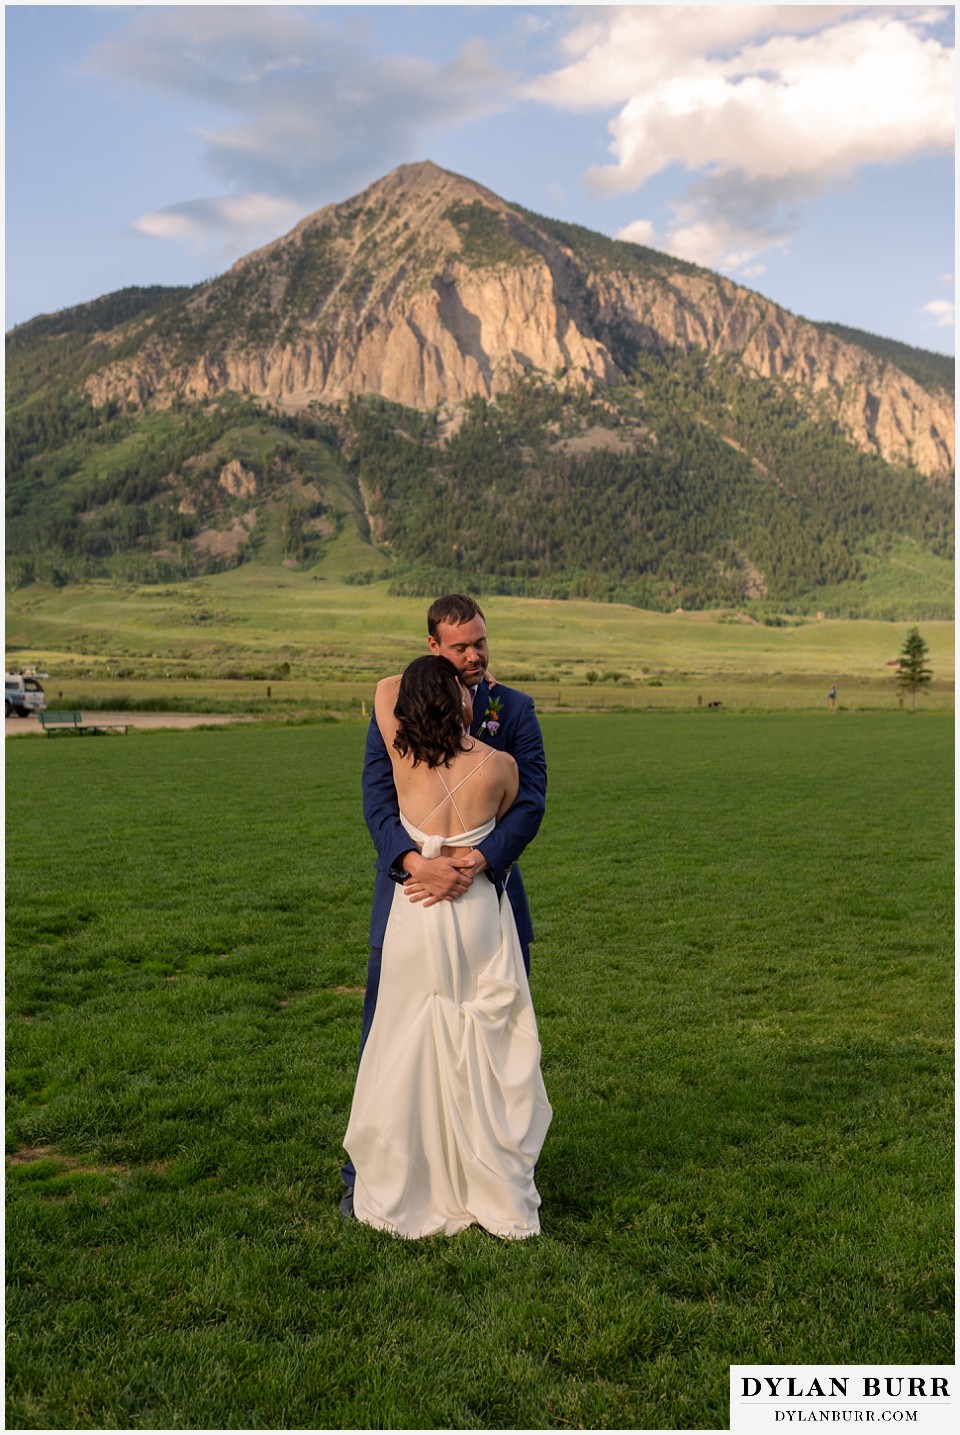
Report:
590,268,953,479
83,161,953,480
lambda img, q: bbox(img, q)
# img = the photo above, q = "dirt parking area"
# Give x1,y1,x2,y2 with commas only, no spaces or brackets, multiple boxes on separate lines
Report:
5,712,256,737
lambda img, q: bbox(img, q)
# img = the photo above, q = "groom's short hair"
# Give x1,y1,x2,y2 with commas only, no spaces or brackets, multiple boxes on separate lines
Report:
427,593,485,638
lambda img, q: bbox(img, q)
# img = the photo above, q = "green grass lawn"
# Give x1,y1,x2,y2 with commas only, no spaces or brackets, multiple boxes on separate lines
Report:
5,713,954,1430
6,570,954,706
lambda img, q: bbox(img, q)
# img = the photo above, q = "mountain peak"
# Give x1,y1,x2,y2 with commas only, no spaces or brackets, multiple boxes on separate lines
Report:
20,164,952,480
364,158,499,201
281,160,502,241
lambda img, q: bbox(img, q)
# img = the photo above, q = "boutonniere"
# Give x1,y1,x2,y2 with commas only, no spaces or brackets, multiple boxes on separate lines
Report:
477,695,503,737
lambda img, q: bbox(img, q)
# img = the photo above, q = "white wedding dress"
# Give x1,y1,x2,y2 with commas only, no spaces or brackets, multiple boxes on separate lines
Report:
344,770,551,1239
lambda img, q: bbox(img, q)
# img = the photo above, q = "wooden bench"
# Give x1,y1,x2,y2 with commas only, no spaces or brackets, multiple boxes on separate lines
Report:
39,710,130,736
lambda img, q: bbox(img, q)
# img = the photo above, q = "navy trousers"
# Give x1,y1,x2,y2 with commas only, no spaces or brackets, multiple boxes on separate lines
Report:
341,945,382,1189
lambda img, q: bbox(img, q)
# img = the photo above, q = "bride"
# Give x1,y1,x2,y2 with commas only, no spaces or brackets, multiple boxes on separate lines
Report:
343,655,552,1239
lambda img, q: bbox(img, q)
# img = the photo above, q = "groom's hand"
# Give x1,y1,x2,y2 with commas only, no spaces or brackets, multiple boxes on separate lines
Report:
452,850,489,878
401,851,474,906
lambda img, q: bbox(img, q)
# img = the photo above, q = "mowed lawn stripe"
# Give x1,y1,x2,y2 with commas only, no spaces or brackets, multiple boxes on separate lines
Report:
6,714,953,1430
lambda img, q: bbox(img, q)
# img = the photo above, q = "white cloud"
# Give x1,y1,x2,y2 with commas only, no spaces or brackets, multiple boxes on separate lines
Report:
134,193,303,252
528,6,859,112
618,168,803,272
923,299,956,328
618,220,660,248
530,6,954,274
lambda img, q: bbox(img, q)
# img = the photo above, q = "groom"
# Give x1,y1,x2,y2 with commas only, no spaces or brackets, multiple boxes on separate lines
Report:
342,593,547,1208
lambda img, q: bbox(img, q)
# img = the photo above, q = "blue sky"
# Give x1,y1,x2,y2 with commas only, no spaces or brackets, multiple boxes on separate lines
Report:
5,3,955,354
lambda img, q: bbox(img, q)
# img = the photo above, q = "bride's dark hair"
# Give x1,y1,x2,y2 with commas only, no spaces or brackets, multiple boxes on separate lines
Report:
393,655,469,768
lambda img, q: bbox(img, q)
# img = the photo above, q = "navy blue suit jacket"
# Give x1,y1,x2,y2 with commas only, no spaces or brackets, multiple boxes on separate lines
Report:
361,679,547,956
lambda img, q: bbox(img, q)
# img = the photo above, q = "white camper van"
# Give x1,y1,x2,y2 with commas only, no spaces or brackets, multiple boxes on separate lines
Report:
5,671,47,717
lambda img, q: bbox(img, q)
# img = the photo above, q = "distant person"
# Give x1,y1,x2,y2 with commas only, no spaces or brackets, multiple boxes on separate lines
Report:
342,655,551,1238
828,684,838,711
341,593,547,1219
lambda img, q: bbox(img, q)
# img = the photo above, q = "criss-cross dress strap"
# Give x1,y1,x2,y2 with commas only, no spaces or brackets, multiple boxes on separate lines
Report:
414,747,496,832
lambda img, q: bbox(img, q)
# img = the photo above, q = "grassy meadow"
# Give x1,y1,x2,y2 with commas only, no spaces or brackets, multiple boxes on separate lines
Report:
5,567,955,714
5,711,953,1430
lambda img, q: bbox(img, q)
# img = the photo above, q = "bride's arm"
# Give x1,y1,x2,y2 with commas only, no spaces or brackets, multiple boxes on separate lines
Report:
373,675,401,751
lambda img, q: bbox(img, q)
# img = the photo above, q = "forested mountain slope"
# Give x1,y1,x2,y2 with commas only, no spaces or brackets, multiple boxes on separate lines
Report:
5,162,954,618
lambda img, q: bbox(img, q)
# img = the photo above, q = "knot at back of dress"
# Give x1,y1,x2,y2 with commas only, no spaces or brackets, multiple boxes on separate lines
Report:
400,814,495,860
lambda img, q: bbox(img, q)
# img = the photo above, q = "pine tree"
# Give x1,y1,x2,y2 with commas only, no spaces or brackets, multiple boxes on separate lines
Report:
896,627,933,711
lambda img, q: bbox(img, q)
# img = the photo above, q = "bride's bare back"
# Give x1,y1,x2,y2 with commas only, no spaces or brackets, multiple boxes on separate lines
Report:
374,676,518,851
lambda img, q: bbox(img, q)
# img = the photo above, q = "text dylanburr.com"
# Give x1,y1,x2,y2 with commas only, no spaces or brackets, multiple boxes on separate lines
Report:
730,1367,954,1434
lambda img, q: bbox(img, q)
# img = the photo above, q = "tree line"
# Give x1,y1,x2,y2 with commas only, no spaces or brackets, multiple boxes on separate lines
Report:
344,352,952,613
